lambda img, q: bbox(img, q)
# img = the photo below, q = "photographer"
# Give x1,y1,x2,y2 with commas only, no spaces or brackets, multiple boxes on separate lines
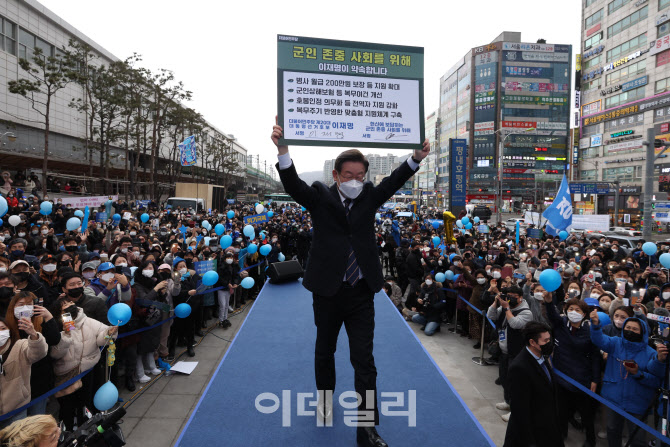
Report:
410,274,446,336
0,414,60,447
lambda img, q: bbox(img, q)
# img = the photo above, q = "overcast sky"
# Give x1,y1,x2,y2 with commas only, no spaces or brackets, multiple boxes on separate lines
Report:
39,0,581,174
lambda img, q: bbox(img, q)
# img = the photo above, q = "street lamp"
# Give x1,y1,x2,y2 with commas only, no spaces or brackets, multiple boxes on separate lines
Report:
0,132,17,143
494,127,536,224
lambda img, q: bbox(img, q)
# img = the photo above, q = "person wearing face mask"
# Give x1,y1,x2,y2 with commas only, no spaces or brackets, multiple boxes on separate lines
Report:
542,296,599,446
487,285,534,422
405,241,426,289
216,252,240,330
411,274,447,336
48,297,118,431
59,273,107,324
5,291,59,417
272,123,429,443
36,255,61,309
503,321,562,447
463,269,490,348
7,238,37,268
167,258,199,358
383,275,403,312
0,315,47,429
84,261,131,306
9,260,47,306
589,311,667,447
0,273,17,317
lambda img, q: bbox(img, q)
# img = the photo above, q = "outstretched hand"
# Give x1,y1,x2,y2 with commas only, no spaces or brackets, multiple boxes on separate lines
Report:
272,116,289,156
413,139,430,161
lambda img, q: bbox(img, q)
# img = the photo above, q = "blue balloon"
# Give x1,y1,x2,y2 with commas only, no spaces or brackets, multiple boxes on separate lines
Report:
227,210,235,219
107,303,132,326
0,219,3,226
278,252,286,262
375,213,381,220
474,216,480,224
175,303,191,318
202,220,211,230
66,217,81,232
141,213,149,223
449,253,456,263
435,272,446,283
241,277,255,289
301,206,306,212
260,244,271,256
243,224,255,238
73,209,83,218
558,230,569,241
431,221,440,229
214,224,225,235
267,211,274,218
93,381,119,411
220,235,232,249
539,269,562,292
661,253,670,269
461,216,470,225
81,206,90,233
464,222,473,230
456,220,464,228
202,271,219,286
0,196,7,217
247,243,258,254
39,201,52,216
112,213,121,222
432,236,440,246
445,270,455,280
597,311,611,328
643,242,657,256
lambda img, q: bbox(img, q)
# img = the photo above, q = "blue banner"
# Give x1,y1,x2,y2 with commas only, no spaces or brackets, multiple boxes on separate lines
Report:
179,135,197,167
194,260,216,275
450,139,467,207
243,213,269,225
542,174,572,237
227,199,235,204
136,200,150,209
95,212,107,223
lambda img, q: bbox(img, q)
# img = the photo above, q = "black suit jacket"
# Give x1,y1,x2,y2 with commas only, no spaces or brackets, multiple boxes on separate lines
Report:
276,159,418,296
503,348,563,447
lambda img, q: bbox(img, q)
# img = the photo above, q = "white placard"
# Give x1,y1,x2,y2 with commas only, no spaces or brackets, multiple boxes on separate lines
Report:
58,195,119,209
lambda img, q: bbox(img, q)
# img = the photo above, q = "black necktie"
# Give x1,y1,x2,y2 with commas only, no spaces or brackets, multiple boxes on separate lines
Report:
343,199,360,286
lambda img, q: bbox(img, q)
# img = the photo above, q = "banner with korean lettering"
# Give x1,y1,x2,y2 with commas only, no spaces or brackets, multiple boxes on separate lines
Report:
542,174,572,237
449,139,467,207
277,35,424,150
179,135,197,167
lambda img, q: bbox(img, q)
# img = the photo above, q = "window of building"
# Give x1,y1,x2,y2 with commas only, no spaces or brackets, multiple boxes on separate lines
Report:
17,28,53,61
605,85,646,108
584,55,602,70
585,32,603,50
607,6,648,38
581,147,600,158
661,0,670,10
606,33,647,62
581,169,597,180
660,21,670,39
658,48,670,67
603,166,642,181
656,76,670,94
604,112,645,130
582,123,602,137
608,0,630,15
586,9,604,28
605,59,646,85
0,16,16,56
587,0,600,6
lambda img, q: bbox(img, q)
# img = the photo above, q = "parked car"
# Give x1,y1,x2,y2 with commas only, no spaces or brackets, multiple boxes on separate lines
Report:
609,227,642,237
472,205,492,222
588,232,645,255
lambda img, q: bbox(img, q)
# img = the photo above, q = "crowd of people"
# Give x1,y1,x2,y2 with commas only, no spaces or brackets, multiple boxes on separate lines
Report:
0,192,313,439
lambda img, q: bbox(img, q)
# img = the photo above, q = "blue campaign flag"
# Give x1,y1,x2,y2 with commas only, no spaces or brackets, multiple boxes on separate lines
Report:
542,174,573,237
179,135,197,167
391,221,400,246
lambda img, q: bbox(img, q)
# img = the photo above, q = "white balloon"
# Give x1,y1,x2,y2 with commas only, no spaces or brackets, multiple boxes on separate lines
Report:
8,215,21,227
255,204,264,214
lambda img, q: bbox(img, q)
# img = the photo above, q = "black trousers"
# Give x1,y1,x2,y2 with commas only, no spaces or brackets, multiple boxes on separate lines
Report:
558,385,596,445
313,279,379,425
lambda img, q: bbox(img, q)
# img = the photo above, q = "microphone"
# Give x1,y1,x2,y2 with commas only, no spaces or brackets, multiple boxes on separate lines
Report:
646,312,670,324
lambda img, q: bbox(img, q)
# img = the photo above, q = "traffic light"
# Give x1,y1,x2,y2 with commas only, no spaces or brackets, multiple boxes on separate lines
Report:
656,139,666,148
652,203,656,209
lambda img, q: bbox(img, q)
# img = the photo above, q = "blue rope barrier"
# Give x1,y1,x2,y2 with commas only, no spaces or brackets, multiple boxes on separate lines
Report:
553,369,670,445
442,288,497,329
116,315,176,339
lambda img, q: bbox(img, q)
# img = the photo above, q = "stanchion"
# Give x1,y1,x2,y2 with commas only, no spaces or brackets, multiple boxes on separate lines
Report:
449,302,459,334
472,311,491,366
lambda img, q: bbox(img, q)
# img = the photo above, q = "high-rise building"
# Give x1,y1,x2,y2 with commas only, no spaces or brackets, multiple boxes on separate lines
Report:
414,110,439,205
578,0,670,225
438,32,572,211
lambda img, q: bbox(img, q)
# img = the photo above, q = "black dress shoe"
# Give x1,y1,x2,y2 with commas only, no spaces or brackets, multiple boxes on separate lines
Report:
187,346,195,357
125,375,136,392
195,330,204,337
357,427,388,447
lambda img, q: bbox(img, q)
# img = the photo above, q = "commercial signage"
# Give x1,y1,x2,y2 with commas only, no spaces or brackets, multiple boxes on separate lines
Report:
651,35,670,56
503,51,570,63
569,183,610,194
610,130,634,138
501,120,537,128
586,23,602,37
657,12,670,26
634,0,648,5
503,95,568,105
579,137,592,149
621,75,648,92
621,185,642,193
503,81,569,92
502,42,570,52
603,49,647,72
660,163,670,192
474,43,500,54
504,66,552,77
603,156,645,164
475,51,498,65
573,145,579,164
277,35,424,150
474,121,494,136
605,134,642,145
536,122,567,130
583,67,604,81
582,92,670,126
590,134,603,147
656,122,670,134
575,90,581,108
582,100,601,116
606,140,643,153
583,45,604,59
576,54,582,71
449,139,467,207
601,84,622,96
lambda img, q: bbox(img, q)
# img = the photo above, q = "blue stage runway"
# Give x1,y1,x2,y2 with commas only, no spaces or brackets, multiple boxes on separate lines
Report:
175,280,494,446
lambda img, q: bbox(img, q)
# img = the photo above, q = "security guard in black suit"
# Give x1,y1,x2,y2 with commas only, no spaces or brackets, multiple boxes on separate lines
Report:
272,121,429,447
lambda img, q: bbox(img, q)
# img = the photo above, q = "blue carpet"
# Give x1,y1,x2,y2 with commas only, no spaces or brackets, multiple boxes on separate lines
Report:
175,280,494,447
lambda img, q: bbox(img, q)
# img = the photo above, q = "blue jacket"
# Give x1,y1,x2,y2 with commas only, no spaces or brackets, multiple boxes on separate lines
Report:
591,317,664,415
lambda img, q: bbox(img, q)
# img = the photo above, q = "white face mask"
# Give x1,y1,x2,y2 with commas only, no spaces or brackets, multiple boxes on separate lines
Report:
13,305,34,319
477,278,487,285
0,267,6,273
0,330,9,346
425,279,433,286
492,271,501,279
614,318,625,329
225,258,234,264
534,292,544,301
41,229,48,235
142,269,153,278
120,248,128,254
590,293,601,299
338,178,364,199
179,268,188,275
567,311,584,324
18,232,25,238
663,292,670,300
101,273,115,282
42,263,57,273
117,263,128,268
129,232,136,237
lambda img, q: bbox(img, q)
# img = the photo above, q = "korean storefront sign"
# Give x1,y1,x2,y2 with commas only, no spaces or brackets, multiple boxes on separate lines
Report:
277,35,424,149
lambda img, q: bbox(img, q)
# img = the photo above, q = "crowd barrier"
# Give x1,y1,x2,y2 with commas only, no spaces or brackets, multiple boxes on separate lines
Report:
0,265,265,422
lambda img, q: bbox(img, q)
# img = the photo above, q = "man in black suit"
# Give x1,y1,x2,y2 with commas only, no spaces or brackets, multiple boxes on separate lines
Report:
272,122,429,447
504,321,563,447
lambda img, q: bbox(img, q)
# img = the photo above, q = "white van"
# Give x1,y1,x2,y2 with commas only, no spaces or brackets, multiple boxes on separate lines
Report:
165,197,206,212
